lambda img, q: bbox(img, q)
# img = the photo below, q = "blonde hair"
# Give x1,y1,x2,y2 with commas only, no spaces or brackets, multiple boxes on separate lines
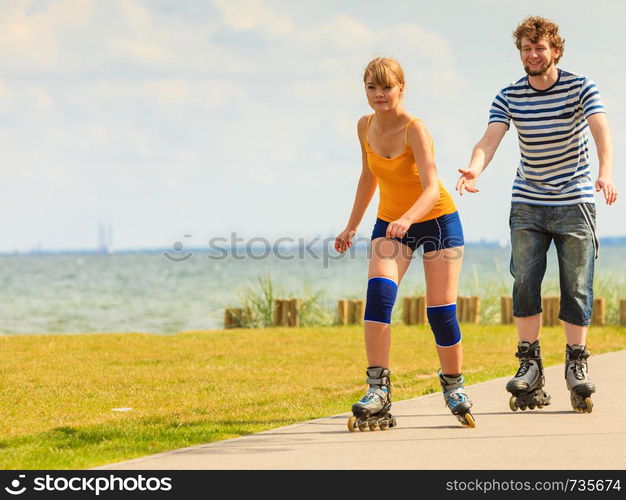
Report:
363,57,405,88
513,16,565,63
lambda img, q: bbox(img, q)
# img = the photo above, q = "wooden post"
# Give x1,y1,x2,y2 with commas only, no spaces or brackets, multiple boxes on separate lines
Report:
347,300,356,326
458,296,480,324
409,297,419,325
352,299,364,325
403,297,413,325
457,296,469,323
273,298,301,327
224,308,234,329
417,296,427,324
343,299,364,325
463,296,471,323
280,299,289,326
469,296,481,324
290,298,301,327
403,297,426,325
621,299,626,327
337,299,349,325
591,297,605,326
224,307,248,329
501,296,513,324
284,299,292,326
274,299,284,326
542,296,560,327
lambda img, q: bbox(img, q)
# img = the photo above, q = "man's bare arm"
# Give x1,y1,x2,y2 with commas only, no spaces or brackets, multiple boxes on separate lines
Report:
587,113,617,205
456,122,508,195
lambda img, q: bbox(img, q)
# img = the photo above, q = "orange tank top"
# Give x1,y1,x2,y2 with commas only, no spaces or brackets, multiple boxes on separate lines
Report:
365,114,456,223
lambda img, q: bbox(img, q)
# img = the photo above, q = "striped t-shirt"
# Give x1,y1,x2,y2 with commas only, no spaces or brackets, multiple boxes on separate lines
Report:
489,69,605,205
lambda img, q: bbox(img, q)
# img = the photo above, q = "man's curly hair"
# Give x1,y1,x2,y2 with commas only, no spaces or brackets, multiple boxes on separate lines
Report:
513,16,565,63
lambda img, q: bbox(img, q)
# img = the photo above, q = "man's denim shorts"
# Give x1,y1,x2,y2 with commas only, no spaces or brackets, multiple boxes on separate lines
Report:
509,202,597,327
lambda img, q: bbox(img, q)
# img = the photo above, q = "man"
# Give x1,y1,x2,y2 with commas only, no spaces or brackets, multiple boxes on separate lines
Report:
456,16,617,413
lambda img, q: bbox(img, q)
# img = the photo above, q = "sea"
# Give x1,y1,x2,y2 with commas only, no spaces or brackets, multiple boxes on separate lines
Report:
1,242,624,335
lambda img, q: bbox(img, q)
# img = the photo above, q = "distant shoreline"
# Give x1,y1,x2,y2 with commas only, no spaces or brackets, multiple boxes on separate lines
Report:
2,236,626,257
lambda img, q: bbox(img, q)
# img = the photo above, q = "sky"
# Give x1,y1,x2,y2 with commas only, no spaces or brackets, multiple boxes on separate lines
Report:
2,0,625,252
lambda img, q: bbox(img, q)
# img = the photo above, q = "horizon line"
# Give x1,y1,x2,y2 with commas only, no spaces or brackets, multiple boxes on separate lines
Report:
2,235,626,257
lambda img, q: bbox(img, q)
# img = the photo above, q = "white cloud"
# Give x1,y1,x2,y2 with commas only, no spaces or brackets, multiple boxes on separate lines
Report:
299,14,373,50
379,23,453,63
213,0,293,37
31,87,53,110
0,80,14,102
0,0,221,74
142,79,247,110
115,0,153,31
0,0,93,68
109,37,169,63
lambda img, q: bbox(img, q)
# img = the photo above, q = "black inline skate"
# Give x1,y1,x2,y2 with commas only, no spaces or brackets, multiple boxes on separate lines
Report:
565,344,595,413
506,340,552,411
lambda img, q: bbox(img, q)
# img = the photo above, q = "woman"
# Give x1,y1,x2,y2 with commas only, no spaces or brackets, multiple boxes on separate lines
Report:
335,57,475,431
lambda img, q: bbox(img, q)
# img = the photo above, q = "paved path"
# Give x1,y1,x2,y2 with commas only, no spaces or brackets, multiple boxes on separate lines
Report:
99,350,626,470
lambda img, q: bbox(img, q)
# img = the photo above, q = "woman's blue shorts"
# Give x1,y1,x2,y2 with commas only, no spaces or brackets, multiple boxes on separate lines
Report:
371,211,464,253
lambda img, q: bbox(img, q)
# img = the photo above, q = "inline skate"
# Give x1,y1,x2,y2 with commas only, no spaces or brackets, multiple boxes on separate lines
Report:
565,344,595,413
348,366,396,432
506,340,551,411
438,371,476,428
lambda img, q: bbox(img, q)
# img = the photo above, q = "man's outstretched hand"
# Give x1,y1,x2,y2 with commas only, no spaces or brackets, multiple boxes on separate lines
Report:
595,177,618,205
456,167,480,196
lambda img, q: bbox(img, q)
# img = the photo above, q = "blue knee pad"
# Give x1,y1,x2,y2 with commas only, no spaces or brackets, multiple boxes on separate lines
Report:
364,277,398,324
427,303,461,347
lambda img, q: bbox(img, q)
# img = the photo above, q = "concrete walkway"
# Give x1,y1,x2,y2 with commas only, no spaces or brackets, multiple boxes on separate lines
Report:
99,350,626,470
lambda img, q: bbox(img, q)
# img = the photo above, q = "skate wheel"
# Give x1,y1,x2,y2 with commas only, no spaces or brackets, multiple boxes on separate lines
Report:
519,405,527,411
369,423,378,431
464,413,476,428
584,397,593,413
358,424,367,432
509,396,518,412
347,416,357,432
537,404,544,409
379,422,389,431
529,404,536,410
389,416,397,428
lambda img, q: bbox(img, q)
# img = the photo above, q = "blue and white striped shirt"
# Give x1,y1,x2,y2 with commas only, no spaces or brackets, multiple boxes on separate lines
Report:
489,69,605,205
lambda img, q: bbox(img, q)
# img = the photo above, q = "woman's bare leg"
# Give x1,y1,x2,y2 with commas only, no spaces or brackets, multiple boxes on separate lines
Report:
422,246,464,374
364,238,414,367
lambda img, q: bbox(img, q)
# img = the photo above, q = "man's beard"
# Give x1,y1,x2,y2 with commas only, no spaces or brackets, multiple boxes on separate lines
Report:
524,58,554,76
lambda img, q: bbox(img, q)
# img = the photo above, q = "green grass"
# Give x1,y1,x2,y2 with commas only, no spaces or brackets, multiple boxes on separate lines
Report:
1,324,625,469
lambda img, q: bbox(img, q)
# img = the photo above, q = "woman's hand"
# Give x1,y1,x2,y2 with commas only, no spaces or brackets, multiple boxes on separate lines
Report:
386,217,412,239
334,228,356,254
